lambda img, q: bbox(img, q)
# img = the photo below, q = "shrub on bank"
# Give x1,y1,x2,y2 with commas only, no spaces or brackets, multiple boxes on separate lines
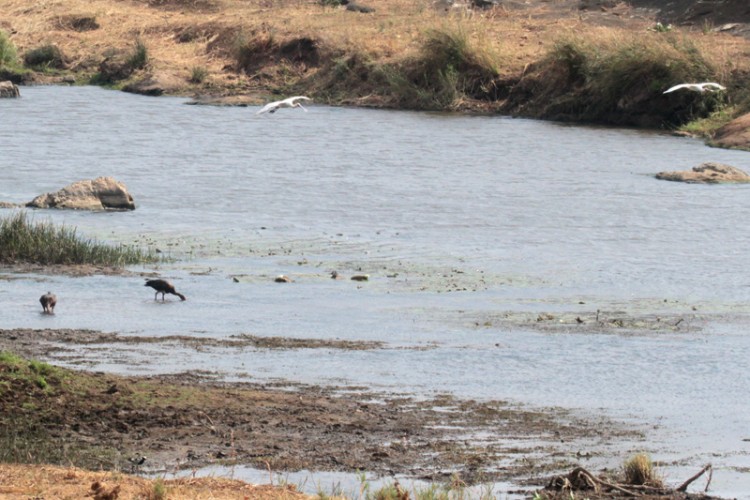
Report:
232,32,321,78
505,32,724,128
23,44,66,70
0,212,159,266
0,30,18,69
313,27,501,111
91,37,150,85
382,28,501,110
0,29,33,82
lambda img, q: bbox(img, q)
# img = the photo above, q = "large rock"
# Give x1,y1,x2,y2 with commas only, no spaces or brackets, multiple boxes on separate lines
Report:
711,112,750,150
0,81,20,98
655,162,750,184
122,71,185,97
27,177,136,210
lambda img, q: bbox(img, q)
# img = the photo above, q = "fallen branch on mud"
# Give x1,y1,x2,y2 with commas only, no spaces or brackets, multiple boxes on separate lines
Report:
677,464,713,493
543,463,715,498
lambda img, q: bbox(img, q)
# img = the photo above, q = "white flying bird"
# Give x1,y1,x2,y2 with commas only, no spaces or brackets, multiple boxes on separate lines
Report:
663,82,726,94
256,96,311,115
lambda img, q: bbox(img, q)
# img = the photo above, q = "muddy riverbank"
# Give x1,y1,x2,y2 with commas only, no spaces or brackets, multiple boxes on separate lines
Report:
0,328,646,495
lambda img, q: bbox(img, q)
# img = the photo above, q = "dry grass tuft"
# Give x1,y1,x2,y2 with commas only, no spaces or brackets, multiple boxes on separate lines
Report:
0,463,308,499
623,453,662,487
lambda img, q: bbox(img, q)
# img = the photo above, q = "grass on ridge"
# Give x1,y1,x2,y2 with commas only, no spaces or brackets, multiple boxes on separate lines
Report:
0,211,160,266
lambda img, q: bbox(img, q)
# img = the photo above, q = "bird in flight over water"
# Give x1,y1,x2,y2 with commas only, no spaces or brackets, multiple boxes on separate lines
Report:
256,96,311,115
663,82,726,94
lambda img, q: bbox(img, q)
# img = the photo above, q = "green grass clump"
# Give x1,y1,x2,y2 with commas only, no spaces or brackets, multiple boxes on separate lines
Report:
0,352,62,396
416,28,498,98
128,37,149,70
189,65,208,83
0,212,159,266
0,352,112,467
150,478,167,499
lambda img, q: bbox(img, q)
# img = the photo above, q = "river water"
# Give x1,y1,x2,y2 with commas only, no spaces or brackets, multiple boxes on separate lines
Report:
1,86,749,497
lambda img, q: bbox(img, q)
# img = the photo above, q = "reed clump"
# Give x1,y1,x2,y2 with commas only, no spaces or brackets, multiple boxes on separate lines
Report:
189,65,208,83
0,212,159,266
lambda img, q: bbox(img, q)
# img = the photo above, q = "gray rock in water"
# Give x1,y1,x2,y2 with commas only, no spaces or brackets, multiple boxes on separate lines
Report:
655,162,750,184
27,176,136,210
0,81,20,98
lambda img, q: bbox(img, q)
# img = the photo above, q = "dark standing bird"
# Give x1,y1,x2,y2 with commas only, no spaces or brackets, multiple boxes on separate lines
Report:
144,279,186,301
127,455,147,473
40,292,57,314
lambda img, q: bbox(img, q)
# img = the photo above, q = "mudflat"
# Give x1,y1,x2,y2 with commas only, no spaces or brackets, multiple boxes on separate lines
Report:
0,327,638,493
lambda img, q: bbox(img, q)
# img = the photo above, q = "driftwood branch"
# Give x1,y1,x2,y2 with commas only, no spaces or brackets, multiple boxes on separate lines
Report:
677,463,712,492
550,463,716,498
570,467,641,497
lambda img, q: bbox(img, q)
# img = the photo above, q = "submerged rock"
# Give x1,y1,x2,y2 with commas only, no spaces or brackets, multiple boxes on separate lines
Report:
0,81,20,98
655,162,750,184
27,176,136,210
711,112,750,151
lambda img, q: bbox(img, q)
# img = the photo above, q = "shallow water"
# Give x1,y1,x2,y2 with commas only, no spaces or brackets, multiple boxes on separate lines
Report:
2,86,750,496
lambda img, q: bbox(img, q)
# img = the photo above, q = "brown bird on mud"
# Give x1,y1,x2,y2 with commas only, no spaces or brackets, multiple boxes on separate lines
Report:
39,292,57,314
144,279,186,301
